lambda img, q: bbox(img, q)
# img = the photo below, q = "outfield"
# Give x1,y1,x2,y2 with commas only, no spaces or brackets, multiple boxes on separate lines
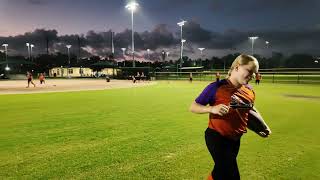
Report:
0,80,319,179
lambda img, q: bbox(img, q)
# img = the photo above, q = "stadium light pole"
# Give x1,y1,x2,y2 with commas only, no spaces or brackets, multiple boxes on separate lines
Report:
166,51,170,58
2,44,9,71
177,20,186,70
198,48,205,67
121,48,126,67
26,43,31,60
147,49,150,59
198,48,205,55
181,39,186,68
147,49,151,67
66,45,72,66
66,45,72,78
162,50,165,57
265,41,270,68
30,44,34,62
265,41,269,55
126,1,139,68
249,36,258,55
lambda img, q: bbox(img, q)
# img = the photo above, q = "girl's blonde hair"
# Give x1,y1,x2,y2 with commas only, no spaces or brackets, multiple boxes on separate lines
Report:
225,54,259,78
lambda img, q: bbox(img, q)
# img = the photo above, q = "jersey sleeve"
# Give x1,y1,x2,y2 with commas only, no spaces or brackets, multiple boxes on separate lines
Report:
195,82,218,106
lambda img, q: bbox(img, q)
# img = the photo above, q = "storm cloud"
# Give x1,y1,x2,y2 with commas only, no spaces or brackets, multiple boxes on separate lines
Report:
1,22,320,59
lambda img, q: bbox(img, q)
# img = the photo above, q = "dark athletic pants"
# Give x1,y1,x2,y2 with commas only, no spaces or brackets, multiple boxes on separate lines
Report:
205,128,241,180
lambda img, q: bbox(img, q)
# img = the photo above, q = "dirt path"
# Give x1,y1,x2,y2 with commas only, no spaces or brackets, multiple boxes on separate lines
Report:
0,79,156,95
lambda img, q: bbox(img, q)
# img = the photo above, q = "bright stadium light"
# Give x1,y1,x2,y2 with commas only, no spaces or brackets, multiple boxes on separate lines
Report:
126,1,139,67
198,48,205,66
126,2,139,12
249,36,259,55
121,48,126,56
198,48,205,55
166,51,170,58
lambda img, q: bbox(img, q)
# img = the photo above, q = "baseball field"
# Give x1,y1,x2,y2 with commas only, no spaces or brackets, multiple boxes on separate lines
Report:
0,79,319,179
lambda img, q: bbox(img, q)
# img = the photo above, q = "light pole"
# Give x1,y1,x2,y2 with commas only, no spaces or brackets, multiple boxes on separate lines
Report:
30,44,34,61
161,50,165,61
66,45,72,66
147,49,151,67
177,20,186,70
198,48,205,67
2,44,9,71
166,51,170,59
121,48,126,67
26,43,31,60
147,49,150,59
126,1,139,67
66,45,71,77
265,41,270,68
181,39,186,67
249,36,258,55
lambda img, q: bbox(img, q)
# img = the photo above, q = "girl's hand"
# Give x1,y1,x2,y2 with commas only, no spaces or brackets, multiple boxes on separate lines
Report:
210,104,229,116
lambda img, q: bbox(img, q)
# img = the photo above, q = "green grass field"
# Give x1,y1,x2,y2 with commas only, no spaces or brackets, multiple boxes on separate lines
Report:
1,81,320,179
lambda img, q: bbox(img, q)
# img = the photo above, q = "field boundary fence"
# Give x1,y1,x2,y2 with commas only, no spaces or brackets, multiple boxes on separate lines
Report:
153,68,320,84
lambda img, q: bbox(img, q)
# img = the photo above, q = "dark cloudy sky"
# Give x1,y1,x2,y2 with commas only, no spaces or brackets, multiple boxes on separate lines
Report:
1,0,320,59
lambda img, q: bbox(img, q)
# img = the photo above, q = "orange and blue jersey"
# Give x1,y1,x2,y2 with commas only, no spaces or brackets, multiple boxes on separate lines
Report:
195,79,255,139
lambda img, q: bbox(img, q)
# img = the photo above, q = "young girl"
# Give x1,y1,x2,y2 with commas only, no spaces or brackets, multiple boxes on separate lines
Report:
189,54,271,180
39,73,45,84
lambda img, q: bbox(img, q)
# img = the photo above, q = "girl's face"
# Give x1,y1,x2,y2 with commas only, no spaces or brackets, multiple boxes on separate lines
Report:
234,62,257,85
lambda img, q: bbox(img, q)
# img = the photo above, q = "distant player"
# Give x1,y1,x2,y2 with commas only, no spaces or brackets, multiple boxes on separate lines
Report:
106,75,110,82
39,73,45,84
26,71,36,88
136,72,141,82
141,72,145,81
255,72,262,85
132,75,136,83
215,72,221,82
189,73,193,82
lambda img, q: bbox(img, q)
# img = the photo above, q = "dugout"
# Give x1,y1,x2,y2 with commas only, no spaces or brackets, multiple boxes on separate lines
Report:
119,67,152,80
